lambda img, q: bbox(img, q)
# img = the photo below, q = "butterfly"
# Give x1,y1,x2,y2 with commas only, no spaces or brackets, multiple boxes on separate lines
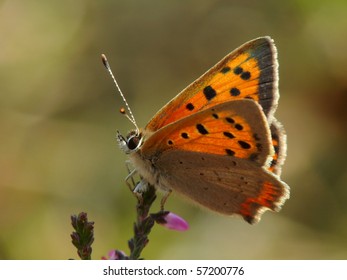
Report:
103,36,290,224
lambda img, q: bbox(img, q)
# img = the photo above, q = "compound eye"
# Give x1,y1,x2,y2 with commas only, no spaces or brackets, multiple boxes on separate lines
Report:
127,135,140,150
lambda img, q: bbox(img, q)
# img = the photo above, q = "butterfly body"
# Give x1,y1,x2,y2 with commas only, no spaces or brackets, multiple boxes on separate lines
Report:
117,37,290,224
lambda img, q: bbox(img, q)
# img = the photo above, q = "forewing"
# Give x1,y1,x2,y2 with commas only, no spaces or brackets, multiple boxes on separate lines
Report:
141,99,273,167
146,37,278,132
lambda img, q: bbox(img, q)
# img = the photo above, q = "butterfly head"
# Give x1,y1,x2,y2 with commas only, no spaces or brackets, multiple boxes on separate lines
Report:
117,130,143,154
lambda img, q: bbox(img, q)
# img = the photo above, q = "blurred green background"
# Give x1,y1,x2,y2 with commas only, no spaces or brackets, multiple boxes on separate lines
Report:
1,0,347,259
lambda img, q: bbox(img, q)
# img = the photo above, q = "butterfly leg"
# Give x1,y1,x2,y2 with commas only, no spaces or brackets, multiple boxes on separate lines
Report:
160,189,172,211
124,162,144,203
133,179,148,193
125,161,137,192
126,178,144,205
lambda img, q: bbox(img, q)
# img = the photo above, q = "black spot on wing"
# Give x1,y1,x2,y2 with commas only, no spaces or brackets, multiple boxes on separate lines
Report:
238,140,251,149
223,131,235,139
220,66,231,73
225,149,235,156
240,71,251,80
203,85,217,101
230,87,241,96
235,124,243,130
196,124,209,135
234,66,243,75
181,132,189,139
226,117,235,124
186,103,194,111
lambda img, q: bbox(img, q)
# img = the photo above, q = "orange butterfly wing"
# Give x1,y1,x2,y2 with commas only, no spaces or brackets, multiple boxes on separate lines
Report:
139,100,288,224
141,100,272,167
145,37,278,132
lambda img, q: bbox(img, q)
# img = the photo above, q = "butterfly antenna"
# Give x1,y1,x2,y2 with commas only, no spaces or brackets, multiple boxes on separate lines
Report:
101,54,139,133
119,107,137,126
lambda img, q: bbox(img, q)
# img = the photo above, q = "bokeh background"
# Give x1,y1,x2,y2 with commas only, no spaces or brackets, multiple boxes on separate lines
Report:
1,0,347,259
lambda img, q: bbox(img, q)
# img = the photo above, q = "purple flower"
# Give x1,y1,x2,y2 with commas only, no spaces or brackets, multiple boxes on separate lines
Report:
102,250,127,260
154,212,189,231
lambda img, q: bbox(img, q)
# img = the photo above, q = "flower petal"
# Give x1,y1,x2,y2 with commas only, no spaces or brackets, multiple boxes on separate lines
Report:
159,212,189,231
